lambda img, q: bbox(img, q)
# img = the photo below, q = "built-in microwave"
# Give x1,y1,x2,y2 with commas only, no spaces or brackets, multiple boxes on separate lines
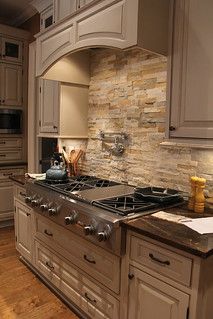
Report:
0,109,23,134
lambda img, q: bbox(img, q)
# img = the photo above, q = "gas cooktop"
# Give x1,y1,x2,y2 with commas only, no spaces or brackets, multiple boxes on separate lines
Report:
34,175,183,216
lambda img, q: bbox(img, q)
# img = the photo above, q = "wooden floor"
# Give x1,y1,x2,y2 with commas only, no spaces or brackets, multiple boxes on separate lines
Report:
0,227,79,319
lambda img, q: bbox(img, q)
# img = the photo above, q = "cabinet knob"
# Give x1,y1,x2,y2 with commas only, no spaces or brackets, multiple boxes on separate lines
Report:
169,125,176,131
128,273,134,280
53,125,57,129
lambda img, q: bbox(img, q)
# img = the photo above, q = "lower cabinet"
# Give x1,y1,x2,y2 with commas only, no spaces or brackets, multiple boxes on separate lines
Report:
14,198,33,262
35,240,119,319
128,266,189,319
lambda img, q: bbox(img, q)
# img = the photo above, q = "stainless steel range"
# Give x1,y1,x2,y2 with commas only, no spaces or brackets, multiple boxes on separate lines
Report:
25,175,183,256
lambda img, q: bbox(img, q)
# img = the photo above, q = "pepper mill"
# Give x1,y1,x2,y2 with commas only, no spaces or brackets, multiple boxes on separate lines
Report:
194,178,206,213
188,176,198,211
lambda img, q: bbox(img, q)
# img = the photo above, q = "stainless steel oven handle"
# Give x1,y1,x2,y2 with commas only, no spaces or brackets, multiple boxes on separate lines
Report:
149,253,170,266
83,254,96,264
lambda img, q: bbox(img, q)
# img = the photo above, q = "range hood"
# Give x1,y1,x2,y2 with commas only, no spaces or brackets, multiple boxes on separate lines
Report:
35,0,170,77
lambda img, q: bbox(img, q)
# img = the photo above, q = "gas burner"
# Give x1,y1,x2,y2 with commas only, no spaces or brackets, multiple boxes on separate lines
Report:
93,195,158,216
57,182,94,192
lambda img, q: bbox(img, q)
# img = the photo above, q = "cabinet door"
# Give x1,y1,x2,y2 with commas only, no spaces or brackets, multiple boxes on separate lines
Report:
0,182,14,221
40,5,54,30
14,200,32,261
0,64,22,106
128,266,189,319
39,79,59,133
1,37,23,64
54,0,77,21
169,0,213,138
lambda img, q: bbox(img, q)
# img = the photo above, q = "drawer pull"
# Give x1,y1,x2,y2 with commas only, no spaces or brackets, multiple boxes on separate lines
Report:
3,173,13,176
44,229,53,237
83,254,96,264
84,292,97,304
128,273,134,280
45,261,54,271
0,154,6,157
149,253,170,266
0,141,6,144
26,213,30,217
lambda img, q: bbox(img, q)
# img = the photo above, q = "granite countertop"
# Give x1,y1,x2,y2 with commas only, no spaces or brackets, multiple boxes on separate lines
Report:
10,174,28,186
122,204,213,259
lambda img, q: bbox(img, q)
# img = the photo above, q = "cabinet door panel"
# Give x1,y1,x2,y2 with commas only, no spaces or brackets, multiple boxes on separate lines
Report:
54,0,77,21
170,0,213,138
0,182,14,220
39,79,59,133
1,37,23,64
15,200,32,261
128,266,189,319
1,64,22,106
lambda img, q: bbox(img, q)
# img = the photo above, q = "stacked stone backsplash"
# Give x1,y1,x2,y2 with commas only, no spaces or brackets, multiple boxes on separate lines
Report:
62,48,213,194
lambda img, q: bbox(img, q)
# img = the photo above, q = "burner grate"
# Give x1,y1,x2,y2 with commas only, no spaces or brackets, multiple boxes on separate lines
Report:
93,195,158,216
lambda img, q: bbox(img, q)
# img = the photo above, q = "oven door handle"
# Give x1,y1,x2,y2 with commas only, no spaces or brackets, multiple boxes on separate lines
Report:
83,254,96,264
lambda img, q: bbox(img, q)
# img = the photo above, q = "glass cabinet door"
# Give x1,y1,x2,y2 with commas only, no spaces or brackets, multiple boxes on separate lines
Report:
1,38,23,64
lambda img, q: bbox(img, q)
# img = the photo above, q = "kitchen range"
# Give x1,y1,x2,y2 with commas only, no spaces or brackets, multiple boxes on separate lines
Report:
25,175,183,256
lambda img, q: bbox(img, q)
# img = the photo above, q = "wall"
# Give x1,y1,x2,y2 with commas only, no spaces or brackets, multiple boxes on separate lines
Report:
19,13,40,43
60,48,213,195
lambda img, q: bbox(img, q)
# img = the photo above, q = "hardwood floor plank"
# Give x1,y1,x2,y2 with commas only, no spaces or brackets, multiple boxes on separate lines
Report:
0,227,80,319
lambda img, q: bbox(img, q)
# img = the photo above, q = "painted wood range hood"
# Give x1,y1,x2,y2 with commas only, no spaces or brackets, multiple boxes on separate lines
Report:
35,0,170,77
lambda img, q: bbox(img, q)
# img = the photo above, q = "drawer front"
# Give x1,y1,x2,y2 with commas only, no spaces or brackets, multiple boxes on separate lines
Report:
130,236,192,287
0,138,22,149
35,241,119,319
0,167,25,181
14,184,26,202
0,150,22,162
35,240,82,307
35,216,120,293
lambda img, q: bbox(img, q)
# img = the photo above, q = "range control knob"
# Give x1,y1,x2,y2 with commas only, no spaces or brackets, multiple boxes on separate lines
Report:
48,207,57,216
40,204,48,212
84,225,96,236
97,224,112,242
64,210,78,225
25,196,32,204
31,199,40,207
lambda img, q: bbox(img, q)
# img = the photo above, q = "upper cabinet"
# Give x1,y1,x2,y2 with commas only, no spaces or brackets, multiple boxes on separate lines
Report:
0,63,22,106
54,0,94,21
0,37,23,64
168,0,213,140
35,0,170,76
38,79,88,138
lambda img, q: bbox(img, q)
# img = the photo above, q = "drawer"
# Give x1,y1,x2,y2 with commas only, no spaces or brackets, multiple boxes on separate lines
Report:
35,216,120,293
130,236,192,287
0,150,22,162
0,167,25,181
0,138,22,149
35,241,119,319
14,184,26,202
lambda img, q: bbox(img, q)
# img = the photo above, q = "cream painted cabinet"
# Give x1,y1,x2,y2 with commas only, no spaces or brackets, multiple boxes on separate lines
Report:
0,63,22,106
169,0,213,139
39,78,59,133
0,37,23,64
14,198,33,262
128,266,189,319
38,79,88,138
54,0,77,21
36,0,169,76
0,182,14,221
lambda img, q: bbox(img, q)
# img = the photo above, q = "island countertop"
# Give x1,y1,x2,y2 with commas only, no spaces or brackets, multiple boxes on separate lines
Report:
10,174,28,186
122,205,213,259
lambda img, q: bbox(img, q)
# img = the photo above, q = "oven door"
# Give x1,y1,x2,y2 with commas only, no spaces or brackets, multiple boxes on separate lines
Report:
0,109,22,134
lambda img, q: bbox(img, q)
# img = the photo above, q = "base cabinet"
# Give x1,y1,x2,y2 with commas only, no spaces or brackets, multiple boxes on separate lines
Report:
35,240,119,319
128,266,189,319
14,199,33,262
